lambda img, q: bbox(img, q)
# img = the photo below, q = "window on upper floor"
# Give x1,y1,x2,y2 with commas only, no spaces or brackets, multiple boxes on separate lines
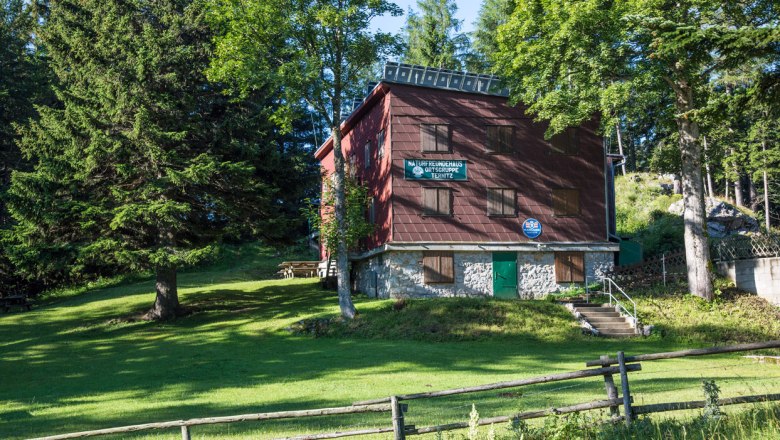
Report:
422,187,452,216
377,129,385,159
421,124,451,153
423,251,454,284
555,252,585,283
364,140,372,169
552,188,580,216
549,127,580,155
485,125,515,154
487,188,516,216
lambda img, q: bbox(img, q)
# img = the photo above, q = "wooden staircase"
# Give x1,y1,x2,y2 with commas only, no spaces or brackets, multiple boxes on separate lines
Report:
569,302,638,338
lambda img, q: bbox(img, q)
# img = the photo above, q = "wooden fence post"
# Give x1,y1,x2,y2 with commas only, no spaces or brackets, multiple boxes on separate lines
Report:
601,354,620,419
391,396,405,440
181,425,191,440
617,351,633,427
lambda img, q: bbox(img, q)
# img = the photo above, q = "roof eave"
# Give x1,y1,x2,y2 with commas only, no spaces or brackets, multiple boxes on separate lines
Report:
313,83,390,161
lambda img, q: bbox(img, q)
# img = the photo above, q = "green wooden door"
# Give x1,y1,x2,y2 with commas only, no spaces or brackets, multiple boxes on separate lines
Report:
493,252,517,298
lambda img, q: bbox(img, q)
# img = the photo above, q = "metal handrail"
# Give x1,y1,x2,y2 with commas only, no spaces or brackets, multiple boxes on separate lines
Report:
585,276,638,327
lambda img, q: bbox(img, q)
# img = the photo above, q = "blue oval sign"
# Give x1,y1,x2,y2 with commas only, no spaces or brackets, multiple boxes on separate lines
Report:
522,218,543,239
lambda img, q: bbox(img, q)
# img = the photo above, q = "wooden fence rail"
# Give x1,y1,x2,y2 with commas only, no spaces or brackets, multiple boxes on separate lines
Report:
31,341,780,440
584,340,780,367
352,364,641,405
29,404,393,440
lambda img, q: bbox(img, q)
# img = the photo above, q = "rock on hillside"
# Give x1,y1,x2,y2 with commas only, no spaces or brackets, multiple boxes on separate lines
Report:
668,198,760,238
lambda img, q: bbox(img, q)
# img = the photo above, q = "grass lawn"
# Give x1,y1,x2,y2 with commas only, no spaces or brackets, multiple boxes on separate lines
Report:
2,245,780,439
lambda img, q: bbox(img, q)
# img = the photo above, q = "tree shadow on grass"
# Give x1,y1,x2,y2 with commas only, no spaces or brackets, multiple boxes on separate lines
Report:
3,279,780,439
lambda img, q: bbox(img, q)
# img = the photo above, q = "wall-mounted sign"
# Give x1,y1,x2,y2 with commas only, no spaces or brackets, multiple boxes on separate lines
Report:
522,218,543,239
404,159,467,181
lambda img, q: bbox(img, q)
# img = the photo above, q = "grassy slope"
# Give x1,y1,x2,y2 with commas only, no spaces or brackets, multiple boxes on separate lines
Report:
1,245,780,439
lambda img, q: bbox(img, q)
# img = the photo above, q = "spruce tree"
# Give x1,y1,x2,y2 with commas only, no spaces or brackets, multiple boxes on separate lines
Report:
469,0,514,72
6,0,292,318
0,0,52,228
402,0,467,70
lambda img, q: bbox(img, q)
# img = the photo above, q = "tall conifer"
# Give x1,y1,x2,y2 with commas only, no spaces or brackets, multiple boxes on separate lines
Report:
7,0,295,318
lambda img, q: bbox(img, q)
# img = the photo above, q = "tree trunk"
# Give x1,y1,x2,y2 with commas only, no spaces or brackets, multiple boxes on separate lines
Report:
735,176,744,207
615,122,626,176
703,136,714,198
672,174,682,195
330,125,357,320
725,179,730,202
764,140,771,232
749,178,760,212
147,266,181,320
674,81,713,300
732,149,744,207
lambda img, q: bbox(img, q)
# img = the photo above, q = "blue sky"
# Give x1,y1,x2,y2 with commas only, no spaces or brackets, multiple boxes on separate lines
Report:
370,0,482,35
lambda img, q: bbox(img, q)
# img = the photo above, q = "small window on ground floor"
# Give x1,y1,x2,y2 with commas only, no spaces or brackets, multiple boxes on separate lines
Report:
423,251,454,284
555,252,585,283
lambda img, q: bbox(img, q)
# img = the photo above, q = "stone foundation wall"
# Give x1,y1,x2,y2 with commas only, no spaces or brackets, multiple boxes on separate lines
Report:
353,250,615,299
516,251,614,299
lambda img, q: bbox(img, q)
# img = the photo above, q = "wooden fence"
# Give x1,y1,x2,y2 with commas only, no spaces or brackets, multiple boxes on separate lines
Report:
31,341,780,440
711,234,780,262
606,250,687,287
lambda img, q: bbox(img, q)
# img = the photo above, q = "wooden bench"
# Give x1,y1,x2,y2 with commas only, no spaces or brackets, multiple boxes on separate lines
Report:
277,261,320,279
0,295,31,312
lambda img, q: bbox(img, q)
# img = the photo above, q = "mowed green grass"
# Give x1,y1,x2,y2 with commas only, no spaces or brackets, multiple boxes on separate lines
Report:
2,247,780,439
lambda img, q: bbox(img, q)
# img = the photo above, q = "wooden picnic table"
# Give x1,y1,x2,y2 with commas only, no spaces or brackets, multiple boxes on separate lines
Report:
277,261,320,279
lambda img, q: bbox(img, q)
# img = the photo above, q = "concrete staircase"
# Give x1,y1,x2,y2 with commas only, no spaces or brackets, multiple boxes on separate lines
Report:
567,301,638,338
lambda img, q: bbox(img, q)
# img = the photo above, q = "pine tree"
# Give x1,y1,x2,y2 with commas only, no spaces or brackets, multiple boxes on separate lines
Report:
6,0,290,318
0,0,52,228
402,0,467,70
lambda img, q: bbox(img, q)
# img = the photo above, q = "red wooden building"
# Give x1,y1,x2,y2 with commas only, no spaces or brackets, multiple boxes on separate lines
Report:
315,63,618,298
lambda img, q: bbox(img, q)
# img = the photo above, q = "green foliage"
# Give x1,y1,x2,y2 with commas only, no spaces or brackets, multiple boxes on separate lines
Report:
0,0,54,237
208,0,403,318
633,283,780,345
598,404,780,440
307,297,586,342
303,171,374,257
702,379,723,422
469,0,514,72
207,0,402,129
402,0,468,70
614,173,684,257
5,0,303,291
